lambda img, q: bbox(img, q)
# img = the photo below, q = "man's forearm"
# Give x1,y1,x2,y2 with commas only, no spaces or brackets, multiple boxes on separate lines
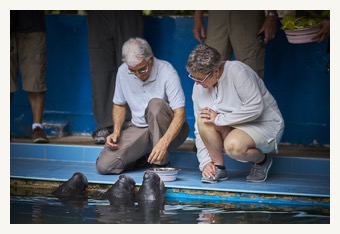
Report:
112,104,126,134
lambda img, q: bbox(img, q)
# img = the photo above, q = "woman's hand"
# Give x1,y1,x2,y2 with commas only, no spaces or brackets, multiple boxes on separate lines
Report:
199,107,218,123
202,162,216,179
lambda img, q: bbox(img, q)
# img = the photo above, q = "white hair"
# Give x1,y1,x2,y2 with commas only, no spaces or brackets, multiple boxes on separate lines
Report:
122,37,153,67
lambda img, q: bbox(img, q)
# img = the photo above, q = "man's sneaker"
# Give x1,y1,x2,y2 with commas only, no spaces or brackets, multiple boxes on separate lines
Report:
32,127,49,143
201,166,228,184
92,129,110,144
246,155,273,182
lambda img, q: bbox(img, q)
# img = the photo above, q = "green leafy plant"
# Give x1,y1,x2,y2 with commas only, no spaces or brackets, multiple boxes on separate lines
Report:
281,15,322,30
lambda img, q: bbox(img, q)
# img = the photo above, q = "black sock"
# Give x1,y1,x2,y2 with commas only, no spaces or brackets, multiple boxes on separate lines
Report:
255,154,267,166
215,165,225,170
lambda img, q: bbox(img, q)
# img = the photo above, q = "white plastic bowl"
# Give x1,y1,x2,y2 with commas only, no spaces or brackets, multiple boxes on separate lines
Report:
148,167,181,182
284,26,321,44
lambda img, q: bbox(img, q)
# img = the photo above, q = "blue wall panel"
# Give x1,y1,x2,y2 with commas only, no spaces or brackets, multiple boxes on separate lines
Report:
44,15,95,134
10,14,330,145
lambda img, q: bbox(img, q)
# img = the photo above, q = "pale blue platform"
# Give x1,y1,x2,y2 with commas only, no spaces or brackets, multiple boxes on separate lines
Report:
10,142,330,207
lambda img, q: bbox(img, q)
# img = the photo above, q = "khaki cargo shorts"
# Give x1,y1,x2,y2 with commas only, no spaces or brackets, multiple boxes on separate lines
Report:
10,32,47,93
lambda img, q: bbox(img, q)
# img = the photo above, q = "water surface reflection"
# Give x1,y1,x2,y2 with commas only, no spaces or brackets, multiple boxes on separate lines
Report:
10,196,330,224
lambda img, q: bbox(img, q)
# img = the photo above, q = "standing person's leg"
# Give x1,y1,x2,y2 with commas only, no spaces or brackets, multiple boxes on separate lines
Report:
18,32,48,143
28,91,48,143
229,10,266,79
145,98,190,165
10,32,18,141
114,10,144,64
10,33,19,99
206,10,233,61
27,92,45,126
87,11,117,143
96,122,152,174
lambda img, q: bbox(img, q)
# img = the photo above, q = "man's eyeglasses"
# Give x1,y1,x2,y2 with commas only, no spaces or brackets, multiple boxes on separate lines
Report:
188,72,211,83
128,61,150,76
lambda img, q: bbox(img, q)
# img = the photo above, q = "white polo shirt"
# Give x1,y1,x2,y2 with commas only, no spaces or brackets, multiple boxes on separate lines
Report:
113,57,185,127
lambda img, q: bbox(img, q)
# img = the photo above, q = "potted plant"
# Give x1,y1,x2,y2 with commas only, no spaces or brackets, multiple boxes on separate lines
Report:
281,15,322,44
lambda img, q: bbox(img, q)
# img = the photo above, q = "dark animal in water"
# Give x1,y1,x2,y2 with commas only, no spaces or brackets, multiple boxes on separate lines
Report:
135,171,166,209
102,174,136,206
51,171,166,216
52,172,88,199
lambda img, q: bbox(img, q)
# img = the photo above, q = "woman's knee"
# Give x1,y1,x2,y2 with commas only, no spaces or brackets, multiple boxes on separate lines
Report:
224,140,246,159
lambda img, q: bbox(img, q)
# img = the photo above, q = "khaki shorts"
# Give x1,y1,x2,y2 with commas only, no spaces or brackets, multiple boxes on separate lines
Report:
10,32,47,92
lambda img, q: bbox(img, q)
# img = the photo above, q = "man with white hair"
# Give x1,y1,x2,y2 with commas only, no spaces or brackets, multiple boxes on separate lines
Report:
96,37,190,174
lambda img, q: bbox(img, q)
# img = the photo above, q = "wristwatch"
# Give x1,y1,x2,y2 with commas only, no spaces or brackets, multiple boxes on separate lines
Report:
268,11,278,17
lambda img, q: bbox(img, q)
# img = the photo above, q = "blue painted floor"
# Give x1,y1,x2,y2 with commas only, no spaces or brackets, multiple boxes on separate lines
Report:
10,141,330,204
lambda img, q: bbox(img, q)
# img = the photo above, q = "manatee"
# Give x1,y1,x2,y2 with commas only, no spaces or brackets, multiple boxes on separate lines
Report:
135,171,166,210
52,172,88,200
102,174,136,206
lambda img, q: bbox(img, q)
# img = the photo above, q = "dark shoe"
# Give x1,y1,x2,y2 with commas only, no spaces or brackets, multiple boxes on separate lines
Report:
32,127,49,143
246,155,273,182
92,129,110,144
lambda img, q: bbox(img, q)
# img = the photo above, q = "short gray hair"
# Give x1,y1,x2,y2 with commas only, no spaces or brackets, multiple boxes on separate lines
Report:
186,44,222,75
122,37,154,67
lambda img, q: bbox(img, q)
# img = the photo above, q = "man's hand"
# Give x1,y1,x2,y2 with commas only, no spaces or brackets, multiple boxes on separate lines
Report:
258,12,278,43
106,132,120,149
147,139,169,164
193,10,206,43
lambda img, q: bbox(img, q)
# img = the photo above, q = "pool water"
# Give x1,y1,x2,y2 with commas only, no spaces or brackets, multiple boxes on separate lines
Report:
10,195,330,224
